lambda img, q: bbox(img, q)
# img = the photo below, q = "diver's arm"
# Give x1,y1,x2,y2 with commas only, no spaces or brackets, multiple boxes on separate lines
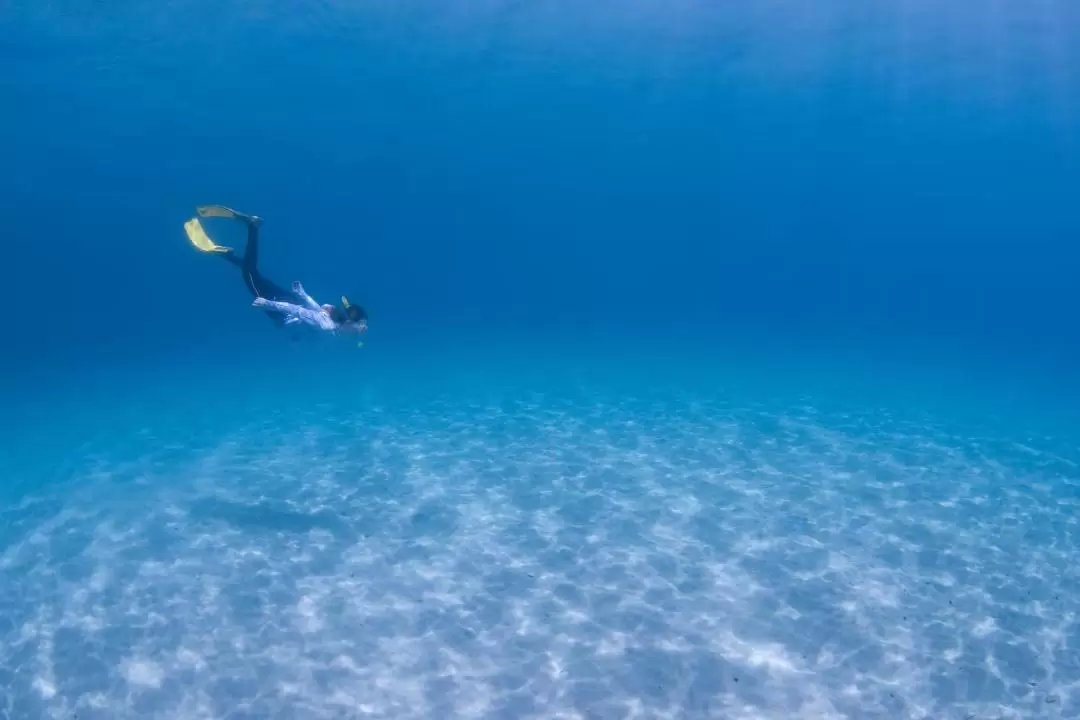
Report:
291,281,322,312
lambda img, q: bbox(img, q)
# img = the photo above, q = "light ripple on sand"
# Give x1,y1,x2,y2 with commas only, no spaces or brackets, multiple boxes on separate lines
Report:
0,393,1077,719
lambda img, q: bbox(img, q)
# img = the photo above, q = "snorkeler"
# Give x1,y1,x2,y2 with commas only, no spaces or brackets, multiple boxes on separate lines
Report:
183,205,368,335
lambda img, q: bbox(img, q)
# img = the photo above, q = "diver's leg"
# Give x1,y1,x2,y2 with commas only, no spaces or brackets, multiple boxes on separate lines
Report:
242,221,260,277
238,220,290,304
240,221,270,298
207,225,258,291
219,252,242,268
188,208,283,328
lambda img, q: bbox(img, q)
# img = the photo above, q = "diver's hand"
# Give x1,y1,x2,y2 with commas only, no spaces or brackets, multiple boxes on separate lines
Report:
252,297,270,307
292,281,305,295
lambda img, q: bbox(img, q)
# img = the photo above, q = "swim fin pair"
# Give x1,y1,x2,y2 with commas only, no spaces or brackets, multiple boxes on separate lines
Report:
183,205,261,254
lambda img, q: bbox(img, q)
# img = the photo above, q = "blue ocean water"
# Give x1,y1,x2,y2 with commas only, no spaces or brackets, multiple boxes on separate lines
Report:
4,1,1080,718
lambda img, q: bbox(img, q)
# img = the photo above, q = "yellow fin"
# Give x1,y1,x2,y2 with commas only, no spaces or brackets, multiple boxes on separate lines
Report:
184,217,231,253
197,205,240,219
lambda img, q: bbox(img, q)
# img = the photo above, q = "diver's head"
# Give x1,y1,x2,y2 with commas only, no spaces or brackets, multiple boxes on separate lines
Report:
341,296,367,328
345,303,367,324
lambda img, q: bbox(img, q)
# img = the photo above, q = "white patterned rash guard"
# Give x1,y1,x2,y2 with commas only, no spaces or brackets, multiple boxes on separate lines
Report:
257,299,337,330
254,281,337,332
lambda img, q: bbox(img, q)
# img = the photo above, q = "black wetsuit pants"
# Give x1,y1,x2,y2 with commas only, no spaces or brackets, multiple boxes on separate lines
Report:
220,221,290,327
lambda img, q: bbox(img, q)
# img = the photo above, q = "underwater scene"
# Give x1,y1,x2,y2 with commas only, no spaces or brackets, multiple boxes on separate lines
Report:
3,1,1080,718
